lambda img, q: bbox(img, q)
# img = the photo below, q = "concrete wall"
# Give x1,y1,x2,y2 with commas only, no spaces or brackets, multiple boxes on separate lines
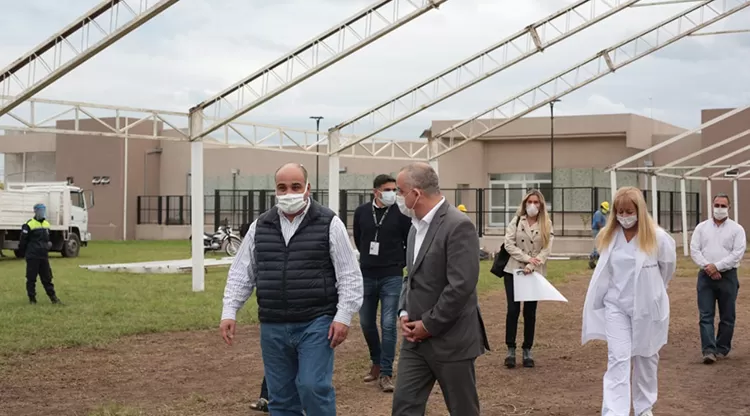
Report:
55,118,162,241
3,152,57,183
699,108,750,230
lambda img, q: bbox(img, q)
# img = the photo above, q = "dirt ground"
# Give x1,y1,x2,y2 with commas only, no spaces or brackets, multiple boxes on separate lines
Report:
2,267,750,416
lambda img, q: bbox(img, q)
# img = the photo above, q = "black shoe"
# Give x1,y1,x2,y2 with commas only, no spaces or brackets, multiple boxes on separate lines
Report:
29,296,37,305
505,347,516,368
49,296,62,305
703,352,717,364
523,348,535,368
250,398,269,413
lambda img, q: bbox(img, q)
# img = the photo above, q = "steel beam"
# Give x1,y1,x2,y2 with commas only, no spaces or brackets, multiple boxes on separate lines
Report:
609,104,750,171
330,0,641,154
709,160,750,178
0,96,427,160
0,0,179,117
681,130,750,176
190,0,447,141
429,0,750,159
653,127,750,174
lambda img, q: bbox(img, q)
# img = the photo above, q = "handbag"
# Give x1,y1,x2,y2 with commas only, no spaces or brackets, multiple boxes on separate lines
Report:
490,216,520,278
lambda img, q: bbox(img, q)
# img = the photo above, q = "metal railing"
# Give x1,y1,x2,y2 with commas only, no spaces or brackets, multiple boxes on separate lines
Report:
136,187,701,236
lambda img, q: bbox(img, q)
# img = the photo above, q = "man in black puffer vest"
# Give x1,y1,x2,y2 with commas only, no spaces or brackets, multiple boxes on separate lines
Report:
220,163,363,416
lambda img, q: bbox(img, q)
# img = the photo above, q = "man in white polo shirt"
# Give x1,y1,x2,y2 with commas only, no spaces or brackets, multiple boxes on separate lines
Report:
690,193,746,364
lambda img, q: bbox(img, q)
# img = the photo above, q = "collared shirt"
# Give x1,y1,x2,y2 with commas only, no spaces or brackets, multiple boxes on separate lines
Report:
411,197,446,264
400,197,446,319
221,199,363,325
690,218,746,272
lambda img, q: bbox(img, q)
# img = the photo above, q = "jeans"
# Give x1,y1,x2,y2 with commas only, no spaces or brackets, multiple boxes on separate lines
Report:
260,315,336,416
359,275,402,377
590,229,600,259
503,272,537,349
259,376,268,400
697,268,739,355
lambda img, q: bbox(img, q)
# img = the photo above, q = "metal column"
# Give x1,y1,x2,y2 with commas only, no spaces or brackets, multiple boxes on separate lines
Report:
328,130,341,213
189,110,205,292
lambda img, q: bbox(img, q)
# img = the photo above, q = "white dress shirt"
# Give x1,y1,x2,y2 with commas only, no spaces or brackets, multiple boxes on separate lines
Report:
400,197,446,319
221,199,364,326
411,197,446,264
690,218,746,272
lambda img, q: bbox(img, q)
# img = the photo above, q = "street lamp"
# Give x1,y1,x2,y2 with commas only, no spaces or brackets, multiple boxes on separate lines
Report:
549,99,561,217
310,116,324,198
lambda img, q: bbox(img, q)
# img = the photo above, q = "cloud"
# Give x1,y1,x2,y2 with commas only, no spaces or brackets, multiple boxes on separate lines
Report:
0,0,748,143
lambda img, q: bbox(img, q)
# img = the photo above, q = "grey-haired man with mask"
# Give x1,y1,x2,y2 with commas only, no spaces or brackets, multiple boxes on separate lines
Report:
690,193,746,365
219,162,363,416
353,174,412,392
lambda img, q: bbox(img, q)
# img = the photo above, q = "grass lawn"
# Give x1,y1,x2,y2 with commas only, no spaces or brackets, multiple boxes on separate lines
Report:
0,240,590,358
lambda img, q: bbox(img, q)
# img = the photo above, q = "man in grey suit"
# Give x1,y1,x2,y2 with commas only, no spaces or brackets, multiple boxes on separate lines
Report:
392,162,489,416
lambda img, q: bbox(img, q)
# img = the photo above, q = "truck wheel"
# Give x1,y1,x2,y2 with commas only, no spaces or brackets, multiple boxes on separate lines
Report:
62,234,81,258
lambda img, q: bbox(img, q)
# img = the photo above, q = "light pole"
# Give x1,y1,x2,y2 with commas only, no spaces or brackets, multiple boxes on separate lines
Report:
549,99,561,217
310,116,324,198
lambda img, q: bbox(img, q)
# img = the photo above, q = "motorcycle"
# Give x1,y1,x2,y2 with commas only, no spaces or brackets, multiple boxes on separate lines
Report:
190,218,242,257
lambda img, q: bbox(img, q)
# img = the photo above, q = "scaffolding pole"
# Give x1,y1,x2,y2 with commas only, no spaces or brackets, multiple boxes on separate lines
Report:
0,0,179,116
429,0,750,158
680,179,689,256
330,0,641,154
189,110,205,292
190,0,447,142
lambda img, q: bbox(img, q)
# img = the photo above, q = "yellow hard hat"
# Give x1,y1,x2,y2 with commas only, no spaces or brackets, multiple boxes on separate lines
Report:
457,204,467,212
600,201,610,212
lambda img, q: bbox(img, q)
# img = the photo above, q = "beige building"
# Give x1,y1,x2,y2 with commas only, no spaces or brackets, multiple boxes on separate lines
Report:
2,110,729,247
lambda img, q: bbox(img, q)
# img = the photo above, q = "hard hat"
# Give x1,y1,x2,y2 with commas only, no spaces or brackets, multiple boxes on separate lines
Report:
33,203,46,211
600,201,610,211
457,204,467,212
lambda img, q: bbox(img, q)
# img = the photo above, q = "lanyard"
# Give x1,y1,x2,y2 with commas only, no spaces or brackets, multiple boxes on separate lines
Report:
371,204,391,241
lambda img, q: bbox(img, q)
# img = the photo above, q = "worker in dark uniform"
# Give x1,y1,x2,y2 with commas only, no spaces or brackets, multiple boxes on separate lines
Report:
19,203,61,305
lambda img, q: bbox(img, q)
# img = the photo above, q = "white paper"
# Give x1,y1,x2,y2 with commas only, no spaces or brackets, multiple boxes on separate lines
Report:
512,269,568,302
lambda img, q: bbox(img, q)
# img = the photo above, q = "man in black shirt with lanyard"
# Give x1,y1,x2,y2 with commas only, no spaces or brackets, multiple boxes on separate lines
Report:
353,174,412,392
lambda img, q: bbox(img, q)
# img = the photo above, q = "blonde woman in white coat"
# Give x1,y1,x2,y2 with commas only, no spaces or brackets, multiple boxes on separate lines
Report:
582,186,676,416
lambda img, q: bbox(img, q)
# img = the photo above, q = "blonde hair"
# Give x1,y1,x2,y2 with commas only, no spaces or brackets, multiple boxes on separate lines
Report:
596,186,658,254
515,189,552,249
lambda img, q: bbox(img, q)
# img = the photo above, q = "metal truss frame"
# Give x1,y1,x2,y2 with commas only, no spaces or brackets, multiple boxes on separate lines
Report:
0,0,179,117
189,0,447,142
0,95,427,160
607,105,750,257
428,0,750,159
329,0,643,155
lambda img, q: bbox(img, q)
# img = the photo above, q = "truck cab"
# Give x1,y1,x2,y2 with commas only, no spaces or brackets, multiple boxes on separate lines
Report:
1,182,94,258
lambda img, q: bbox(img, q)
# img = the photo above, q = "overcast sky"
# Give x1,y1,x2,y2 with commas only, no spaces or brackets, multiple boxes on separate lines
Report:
0,0,749,177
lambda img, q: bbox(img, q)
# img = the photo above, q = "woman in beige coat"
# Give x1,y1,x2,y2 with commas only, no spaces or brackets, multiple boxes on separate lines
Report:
502,189,554,368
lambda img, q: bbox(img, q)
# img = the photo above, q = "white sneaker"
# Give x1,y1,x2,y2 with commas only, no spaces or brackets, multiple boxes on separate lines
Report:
640,410,654,416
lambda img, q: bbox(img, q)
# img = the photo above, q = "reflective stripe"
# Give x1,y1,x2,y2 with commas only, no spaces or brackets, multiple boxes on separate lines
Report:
26,219,50,230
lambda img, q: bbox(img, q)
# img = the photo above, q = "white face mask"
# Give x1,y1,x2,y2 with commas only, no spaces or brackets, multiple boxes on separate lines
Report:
396,191,420,219
276,184,308,214
379,191,396,207
713,207,729,220
617,214,638,229
526,203,539,217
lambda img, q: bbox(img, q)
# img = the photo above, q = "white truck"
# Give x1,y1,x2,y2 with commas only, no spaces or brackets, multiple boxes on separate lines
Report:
0,182,93,258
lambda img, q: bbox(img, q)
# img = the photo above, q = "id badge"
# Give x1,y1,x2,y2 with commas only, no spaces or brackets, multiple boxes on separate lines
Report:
369,241,380,256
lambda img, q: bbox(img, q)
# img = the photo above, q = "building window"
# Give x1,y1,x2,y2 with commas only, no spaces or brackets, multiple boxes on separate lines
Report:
488,172,553,227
